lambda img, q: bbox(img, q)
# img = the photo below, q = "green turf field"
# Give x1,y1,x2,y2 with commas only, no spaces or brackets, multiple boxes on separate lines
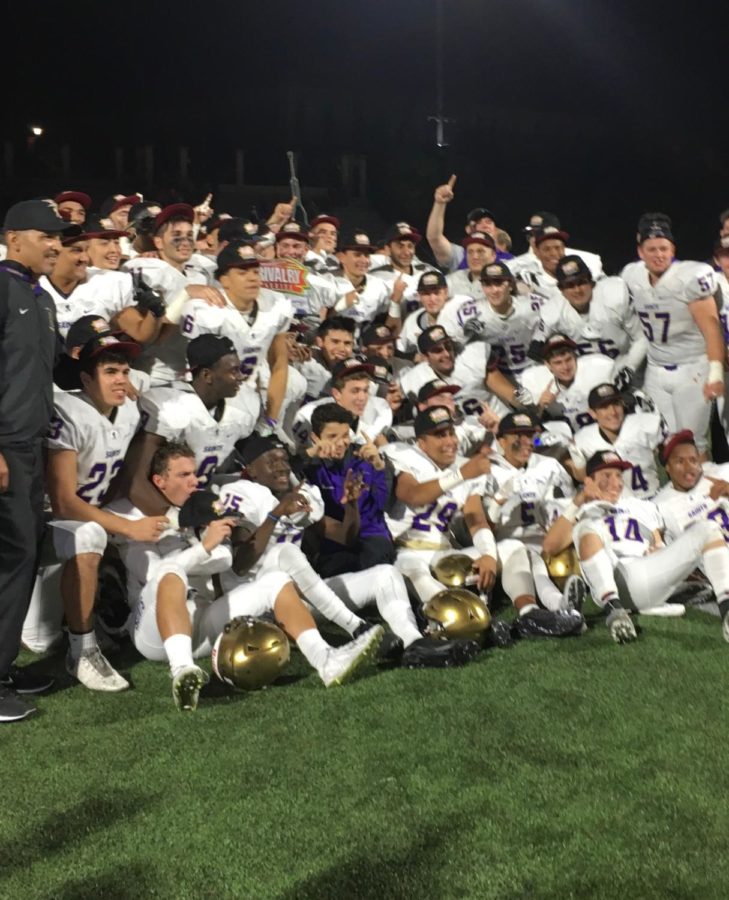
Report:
2,606,728,900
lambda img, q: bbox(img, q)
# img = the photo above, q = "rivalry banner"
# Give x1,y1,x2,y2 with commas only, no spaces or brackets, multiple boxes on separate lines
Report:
259,259,309,296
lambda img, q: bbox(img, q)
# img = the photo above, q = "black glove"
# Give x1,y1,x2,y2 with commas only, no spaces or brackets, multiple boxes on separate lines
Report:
463,317,487,342
132,271,166,319
614,366,635,393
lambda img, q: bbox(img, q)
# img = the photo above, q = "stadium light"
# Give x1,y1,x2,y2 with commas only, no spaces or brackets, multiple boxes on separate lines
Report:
30,125,44,137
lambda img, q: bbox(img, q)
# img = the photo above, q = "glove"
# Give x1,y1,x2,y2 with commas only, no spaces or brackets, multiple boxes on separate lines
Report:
515,607,585,638
605,606,637,644
463,317,487,342
614,366,635,392
401,636,481,668
630,389,656,415
132,272,166,319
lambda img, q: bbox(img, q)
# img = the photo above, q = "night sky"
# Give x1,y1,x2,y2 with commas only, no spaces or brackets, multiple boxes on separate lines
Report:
4,0,728,270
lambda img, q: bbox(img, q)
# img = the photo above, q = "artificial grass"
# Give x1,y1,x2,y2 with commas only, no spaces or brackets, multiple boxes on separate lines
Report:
2,607,728,900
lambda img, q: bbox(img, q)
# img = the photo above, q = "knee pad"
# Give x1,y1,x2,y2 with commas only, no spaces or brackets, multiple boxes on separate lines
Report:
52,520,108,561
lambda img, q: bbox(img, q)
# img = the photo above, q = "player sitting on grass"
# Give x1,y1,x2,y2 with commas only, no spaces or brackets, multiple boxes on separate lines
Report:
45,331,168,692
113,441,384,711
543,449,729,643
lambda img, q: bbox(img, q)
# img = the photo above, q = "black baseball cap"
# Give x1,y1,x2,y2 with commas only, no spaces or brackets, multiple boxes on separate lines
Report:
542,333,578,360
480,261,514,283
330,356,375,380
524,211,560,234
215,241,259,277
179,490,231,529
417,379,460,403
66,315,113,350
466,207,495,224
218,217,258,243
496,411,541,437
4,199,75,233
187,335,237,372
337,229,375,252
555,255,593,286
417,325,452,354
588,383,628,410
417,270,447,292
585,450,632,477
367,355,392,385
360,323,395,346
637,220,674,244
414,405,457,437
80,216,128,240
384,222,422,244
236,434,287,467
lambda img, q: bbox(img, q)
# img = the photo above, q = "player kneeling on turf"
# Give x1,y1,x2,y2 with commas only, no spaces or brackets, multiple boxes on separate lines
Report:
543,450,729,643
115,441,384,710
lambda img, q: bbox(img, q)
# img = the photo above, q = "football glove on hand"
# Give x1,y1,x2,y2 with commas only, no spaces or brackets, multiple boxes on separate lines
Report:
132,272,166,319
606,607,637,644
515,607,585,638
614,366,635,393
463,317,487,342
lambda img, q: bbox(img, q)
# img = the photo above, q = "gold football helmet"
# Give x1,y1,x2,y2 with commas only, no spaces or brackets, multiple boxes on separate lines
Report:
543,547,580,591
211,617,290,691
431,554,476,588
424,589,491,642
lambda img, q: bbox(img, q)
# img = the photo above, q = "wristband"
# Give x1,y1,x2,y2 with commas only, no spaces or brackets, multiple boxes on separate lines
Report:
438,468,465,492
266,512,280,524
387,300,402,318
562,500,579,523
472,528,496,558
708,361,724,384
164,289,188,325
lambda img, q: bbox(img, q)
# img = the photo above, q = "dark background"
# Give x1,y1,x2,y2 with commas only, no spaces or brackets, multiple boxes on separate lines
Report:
2,0,728,271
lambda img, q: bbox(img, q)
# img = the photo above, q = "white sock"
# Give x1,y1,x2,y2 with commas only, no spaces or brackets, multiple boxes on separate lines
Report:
68,629,98,659
164,634,194,678
580,550,619,608
277,545,364,635
372,567,422,646
530,553,565,611
296,628,330,674
702,546,729,602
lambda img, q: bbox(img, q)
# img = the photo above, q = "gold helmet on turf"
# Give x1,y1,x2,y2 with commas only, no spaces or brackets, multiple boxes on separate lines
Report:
543,547,580,591
211,617,290,691
424,589,491,642
431,554,476,588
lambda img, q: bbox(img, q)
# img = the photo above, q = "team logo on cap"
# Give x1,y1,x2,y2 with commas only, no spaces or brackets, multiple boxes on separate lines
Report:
236,245,256,260
429,327,447,342
602,452,621,465
375,326,391,338
513,414,532,427
541,226,560,237
596,384,614,397
97,335,120,347
212,498,226,516
91,318,108,333
396,222,414,235
244,222,258,235
485,265,502,277
354,232,371,245
421,273,440,286
43,198,61,215
562,260,579,276
282,222,304,233
429,407,451,424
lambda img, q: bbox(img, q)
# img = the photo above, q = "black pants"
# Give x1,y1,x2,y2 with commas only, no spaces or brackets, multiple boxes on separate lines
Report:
316,536,396,579
0,442,45,675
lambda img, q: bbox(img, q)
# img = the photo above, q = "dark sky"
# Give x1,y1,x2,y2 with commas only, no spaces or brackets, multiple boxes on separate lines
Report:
4,0,728,269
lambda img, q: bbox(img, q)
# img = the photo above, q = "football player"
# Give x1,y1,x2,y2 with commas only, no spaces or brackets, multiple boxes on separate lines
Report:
543,450,729,642
274,221,337,327
621,215,724,454
533,255,646,375
330,229,403,328
571,383,666,498
45,333,168,691
305,213,340,273
114,441,384,710
297,316,356,400
397,271,453,356
39,225,95,340
369,222,436,317
55,190,91,225
511,225,569,296
511,211,603,282
446,233,498,301
122,335,258,514
425,175,500,272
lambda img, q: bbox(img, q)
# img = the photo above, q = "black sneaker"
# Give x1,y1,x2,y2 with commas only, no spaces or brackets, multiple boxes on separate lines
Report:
0,687,37,722
1,665,54,695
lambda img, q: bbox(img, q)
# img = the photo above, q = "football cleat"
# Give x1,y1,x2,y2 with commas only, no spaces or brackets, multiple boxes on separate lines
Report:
66,649,129,692
401,636,480,669
562,575,587,613
515,607,585,639
319,625,384,687
172,665,209,712
484,620,515,649
606,608,638,644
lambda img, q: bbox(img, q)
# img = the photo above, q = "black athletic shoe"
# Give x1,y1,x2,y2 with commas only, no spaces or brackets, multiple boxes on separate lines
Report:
0,687,37,722
515,607,585,638
1,665,54,695
401,637,480,669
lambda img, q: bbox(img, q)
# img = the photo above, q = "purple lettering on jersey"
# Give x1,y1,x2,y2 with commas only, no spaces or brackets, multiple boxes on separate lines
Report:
412,501,458,533
76,459,122,505
196,455,219,486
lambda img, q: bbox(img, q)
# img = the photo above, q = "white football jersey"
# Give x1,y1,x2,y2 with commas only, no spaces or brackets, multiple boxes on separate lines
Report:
330,275,391,325
369,261,437,318
621,260,716,365
518,354,616,432
39,277,100,340
654,463,729,543
573,412,666,498
139,384,256,485
511,247,604,282
536,277,646,369
398,309,440,355
179,289,292,386
576,495,662,562
46,391,140,506
446,269,487,301
489,453,574,547
291,396,393,450
382,443,495,548
438,295,538,374
70,267,135,322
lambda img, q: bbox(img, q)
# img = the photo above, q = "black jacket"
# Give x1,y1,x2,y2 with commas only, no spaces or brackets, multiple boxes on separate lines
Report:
0,261,59,445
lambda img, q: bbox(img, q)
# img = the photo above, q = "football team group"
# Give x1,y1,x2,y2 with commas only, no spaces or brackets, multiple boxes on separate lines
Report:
3,178,729,722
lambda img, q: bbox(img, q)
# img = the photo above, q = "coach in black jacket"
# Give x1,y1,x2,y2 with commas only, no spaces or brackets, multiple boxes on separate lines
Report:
0,199,67,722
